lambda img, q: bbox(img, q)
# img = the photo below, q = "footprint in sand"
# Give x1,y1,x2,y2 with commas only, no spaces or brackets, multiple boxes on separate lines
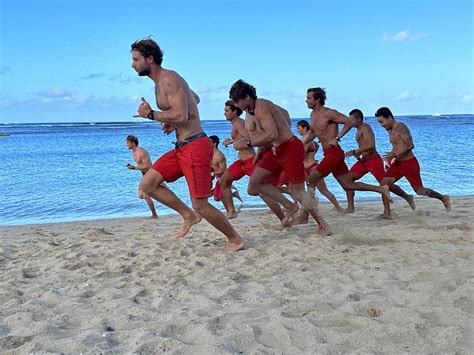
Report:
86,228,115,237
0,335,35,351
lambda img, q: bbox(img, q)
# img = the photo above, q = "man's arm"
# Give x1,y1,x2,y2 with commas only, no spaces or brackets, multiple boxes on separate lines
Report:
128,151,147,171
214,152,227,175
135,75,189,125
389,125,414,159
302,116,317,146
244,103,278,147
349,127,375,156
330,110,354,141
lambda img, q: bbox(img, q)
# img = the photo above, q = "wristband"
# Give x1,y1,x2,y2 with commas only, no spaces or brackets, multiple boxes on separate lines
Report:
336,136,341,142
146,110,154,120
246,140,252,147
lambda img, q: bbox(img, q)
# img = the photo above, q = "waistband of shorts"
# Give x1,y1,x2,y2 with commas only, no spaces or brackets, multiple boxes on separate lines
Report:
174,132,207,149
275,135,299,152
396,156,418,165
322,144,343,154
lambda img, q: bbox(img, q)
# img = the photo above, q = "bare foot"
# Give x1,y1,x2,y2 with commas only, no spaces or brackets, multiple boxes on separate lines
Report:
442,195,451,212
318,222,332,236
292,209,309,225
281,203,299,227
343,207,355,214
224,238,246,252
149,215,159,219
376,213,393,220
335,206,345,214
226,210,238,220
406,195,416,210
380,185,394,203
176,212,202,238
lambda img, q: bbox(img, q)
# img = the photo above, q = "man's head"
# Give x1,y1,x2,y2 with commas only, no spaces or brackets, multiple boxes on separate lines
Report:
209,135,220,148
375,107,395,130
296,120,310,136
306,87,326,109
349,109,364,127
224,100,243,121
131,38,164,76
126,135,138,149
229,80,257,112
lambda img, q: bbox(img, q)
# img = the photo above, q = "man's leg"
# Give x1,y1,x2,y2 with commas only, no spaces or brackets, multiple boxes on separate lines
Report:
219,171,238,219
141,169,201,237
336,173,392,202
315,178,342,212
289,182,331,235
191,198,246,252
138,187,158,218
413,186,451,211
389,184,416,210
378,176,396,219
248,167,297,226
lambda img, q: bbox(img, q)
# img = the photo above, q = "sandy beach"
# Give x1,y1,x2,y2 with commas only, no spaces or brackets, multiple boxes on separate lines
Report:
0,197,472,354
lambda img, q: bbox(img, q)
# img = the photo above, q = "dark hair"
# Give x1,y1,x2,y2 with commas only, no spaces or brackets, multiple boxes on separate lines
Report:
296,120,310,131
229,79,257,101
131,37,163,66
349,109,364,121
209,135,220,147
307,87,326,106
225,100,243,116
375,107,394,119
126,135,139,146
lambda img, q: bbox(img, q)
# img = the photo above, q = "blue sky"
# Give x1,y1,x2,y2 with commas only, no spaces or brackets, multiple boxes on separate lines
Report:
0,0,472,123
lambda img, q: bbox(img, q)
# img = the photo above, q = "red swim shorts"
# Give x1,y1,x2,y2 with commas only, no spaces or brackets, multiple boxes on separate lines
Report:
212,174,223,201
316,145,349,177
227,156,256,180
349,154,386,182
152,136,213,199
257,136,305,185
385,156,423,189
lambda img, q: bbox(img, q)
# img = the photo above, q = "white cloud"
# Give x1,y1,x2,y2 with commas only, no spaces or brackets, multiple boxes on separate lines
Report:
461,94,474,102
396,91,421,102
81,73,105,80
381,29,427,42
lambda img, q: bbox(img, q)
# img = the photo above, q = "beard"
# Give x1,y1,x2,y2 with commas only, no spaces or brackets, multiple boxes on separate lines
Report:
137,68,151,76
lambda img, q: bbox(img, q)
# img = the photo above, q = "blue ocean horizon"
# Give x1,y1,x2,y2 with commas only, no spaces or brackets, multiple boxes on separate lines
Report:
1,114,473,226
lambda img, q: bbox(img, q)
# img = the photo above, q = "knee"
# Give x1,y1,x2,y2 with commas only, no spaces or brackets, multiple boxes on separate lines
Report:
247,182,260,196
219,176,232,189
414,186,426,195
192,200,212,216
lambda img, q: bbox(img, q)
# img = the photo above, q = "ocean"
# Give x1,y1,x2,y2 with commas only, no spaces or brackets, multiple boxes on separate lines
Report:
1,115,473,226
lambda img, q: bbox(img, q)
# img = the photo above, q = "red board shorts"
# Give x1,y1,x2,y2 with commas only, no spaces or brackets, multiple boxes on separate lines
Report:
152,136,213,199
258,136,305,185
349,154,386,182
385,156,423,189
212,174,223,201
228,155,279,186
316,145,349,177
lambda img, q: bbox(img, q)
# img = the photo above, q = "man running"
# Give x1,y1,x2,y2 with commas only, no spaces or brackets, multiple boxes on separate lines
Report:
209,135,242,205
344,109,415,213
375,107,450,219
126,135,158,219
302,88,392,210
131,38,245,251
219,100,283,220
230,80,330,235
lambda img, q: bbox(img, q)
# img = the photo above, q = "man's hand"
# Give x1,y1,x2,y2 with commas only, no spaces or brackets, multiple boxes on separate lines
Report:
161,123,175,135
223,138,233,147
133,97,153,118
383,151,396,162
345,150,355,158
127,163,135,170
233,138,248,150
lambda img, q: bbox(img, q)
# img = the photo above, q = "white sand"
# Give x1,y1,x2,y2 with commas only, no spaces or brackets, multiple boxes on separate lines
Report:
0,197,472,353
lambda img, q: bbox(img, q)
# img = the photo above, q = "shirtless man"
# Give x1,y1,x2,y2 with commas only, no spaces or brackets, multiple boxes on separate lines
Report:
344,109,415,213
209,135,242,205
296,120,343,212
219,100,283,220
375,107,451,219
126,135,158,218
303,88,392,210
130,38,244,251
229,80,330,235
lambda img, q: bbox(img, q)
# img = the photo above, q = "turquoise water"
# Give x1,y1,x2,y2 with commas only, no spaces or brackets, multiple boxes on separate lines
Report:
1,115,473,226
